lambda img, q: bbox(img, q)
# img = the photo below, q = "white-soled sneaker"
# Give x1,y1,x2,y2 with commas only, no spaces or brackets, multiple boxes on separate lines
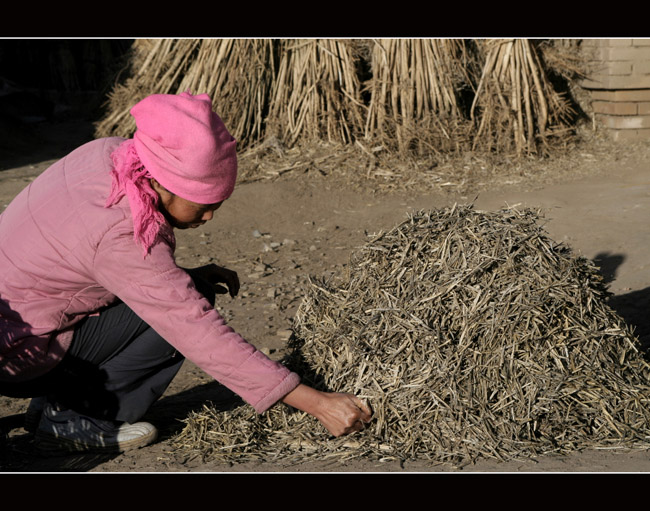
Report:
34,402,157,454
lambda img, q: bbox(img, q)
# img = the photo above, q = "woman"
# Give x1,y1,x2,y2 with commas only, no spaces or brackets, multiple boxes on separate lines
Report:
0,91,371,453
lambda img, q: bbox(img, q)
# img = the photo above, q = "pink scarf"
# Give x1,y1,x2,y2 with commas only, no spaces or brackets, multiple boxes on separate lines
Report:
105,139,175,257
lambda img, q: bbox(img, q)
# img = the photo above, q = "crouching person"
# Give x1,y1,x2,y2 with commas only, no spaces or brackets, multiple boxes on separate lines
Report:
0,91,372,453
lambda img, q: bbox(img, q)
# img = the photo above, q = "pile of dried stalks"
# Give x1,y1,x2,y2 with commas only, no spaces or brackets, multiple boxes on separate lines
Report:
95,39,583,165
470,39,576,156
265,40,366,147
363,39,474,156
94,39,277,147
174,205,650,466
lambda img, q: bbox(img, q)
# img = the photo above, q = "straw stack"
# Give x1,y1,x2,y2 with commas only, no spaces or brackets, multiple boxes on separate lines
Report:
363,39,473,156
469,39,575,156
95,39,582,165
265,39,366,147
174,205,650,466
95,39,276,147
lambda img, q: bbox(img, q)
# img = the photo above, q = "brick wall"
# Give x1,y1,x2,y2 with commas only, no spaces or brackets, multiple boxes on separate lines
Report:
581,39,650,141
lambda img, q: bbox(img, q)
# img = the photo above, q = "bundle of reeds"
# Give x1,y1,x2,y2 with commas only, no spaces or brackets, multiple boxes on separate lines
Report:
93,39,584,179
363,39,473,156
173,206,650,466
469,39,575,156
94,39,276,148
264,39,366,147
94,40,196,139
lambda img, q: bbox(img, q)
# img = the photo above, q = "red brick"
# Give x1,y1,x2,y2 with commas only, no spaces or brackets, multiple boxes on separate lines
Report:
589,90,617,101
582,74,650,89
635,61,650,75
608,62,633,75
582,39,632,49
597,113,650,129
607,46,650,61
592,101,638,115
605,76,650,89
608,128,650,141
589,89,650,102
580,39,611,48
608,39,635,47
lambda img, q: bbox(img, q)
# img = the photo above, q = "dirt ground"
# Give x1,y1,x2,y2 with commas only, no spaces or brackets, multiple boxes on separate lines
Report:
2,118,650,473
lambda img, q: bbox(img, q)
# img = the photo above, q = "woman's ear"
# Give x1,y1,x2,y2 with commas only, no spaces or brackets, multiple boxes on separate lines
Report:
150,178,161,193
150,179,173,198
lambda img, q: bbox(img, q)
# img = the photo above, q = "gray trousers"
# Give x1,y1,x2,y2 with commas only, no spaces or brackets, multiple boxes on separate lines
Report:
0,272,215,424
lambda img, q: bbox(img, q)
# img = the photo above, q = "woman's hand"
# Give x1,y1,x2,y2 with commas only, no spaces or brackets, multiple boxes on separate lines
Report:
282,384,373,437
187,264,240,297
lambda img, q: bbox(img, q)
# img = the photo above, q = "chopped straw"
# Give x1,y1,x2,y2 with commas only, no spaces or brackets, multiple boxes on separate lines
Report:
174,205,650,467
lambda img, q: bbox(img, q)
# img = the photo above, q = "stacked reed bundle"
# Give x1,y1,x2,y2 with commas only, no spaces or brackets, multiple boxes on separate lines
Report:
469,39,575,156
94,40,198,139
174,206,650,466
265,39,366,147
94,39,276,148
363,39,473,156
95,38,582,166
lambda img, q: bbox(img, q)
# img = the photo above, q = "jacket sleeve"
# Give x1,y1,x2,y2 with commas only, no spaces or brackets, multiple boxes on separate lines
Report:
91,219,300,414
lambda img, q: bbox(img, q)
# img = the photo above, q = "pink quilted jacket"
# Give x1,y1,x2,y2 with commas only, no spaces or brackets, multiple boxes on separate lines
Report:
0,137,300,413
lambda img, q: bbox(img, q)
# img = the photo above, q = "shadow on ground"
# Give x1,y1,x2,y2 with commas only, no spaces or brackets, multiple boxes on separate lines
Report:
0,118,97,172
593,251,650,351
609,289,650,350
0,381,240,472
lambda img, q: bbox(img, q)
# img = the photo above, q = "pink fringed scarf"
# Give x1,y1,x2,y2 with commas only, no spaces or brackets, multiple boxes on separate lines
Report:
105,139,175,257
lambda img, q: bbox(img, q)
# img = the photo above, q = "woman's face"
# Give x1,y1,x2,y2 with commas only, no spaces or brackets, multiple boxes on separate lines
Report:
151,179,223,229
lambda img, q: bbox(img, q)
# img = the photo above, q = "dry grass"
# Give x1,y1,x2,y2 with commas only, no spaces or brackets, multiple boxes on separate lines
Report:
95,39,583,165
469,39,576,156
173,205,650,467
363,39,473,156
95,39,276,147
264,39,366,147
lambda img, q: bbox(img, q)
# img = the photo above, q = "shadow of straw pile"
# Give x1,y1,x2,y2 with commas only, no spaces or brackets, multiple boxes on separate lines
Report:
173,205,650,467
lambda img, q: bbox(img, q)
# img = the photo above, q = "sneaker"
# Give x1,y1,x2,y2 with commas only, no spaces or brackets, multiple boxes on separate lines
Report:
24,396,46,433
34,402,158,454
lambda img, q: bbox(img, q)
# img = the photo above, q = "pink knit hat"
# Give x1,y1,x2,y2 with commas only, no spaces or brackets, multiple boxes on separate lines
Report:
131,91,237,204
